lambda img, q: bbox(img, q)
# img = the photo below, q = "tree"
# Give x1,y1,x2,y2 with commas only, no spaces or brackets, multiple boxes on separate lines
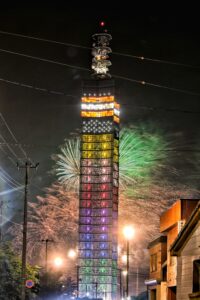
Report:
0,242,40,300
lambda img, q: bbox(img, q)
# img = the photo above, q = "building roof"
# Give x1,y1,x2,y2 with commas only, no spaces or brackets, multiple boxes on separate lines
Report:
170,201,200,256
160,199,199,233
147,235,167,249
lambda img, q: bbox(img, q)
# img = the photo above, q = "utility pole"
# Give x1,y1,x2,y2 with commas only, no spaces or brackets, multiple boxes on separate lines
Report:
0,199,3,243
40,239,54,286
92,281,98,299
136,267,139,296
76,265,80,299
126,239,130,299
118,268,122,299
18,161,39,300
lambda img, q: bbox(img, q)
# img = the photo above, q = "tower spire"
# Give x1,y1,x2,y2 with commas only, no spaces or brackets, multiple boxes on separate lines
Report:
91,22,112,78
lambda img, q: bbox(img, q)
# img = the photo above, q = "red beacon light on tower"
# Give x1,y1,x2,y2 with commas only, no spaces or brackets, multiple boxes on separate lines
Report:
100,21,105,27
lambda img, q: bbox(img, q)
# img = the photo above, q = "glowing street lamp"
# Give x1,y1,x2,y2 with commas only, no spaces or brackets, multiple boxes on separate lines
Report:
123,226,135,299
68,249,77,259
123,226,134,240
54,257,63,267
122,254,127,263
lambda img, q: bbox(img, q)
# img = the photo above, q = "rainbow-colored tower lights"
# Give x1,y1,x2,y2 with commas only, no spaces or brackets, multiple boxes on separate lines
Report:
78,25,119,300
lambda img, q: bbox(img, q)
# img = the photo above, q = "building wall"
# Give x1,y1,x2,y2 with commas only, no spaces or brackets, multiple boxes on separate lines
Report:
161,282,167,300
149,242,163,281
167,226,179,287
161,242,167,265
160,201,181,233
176,222,200,300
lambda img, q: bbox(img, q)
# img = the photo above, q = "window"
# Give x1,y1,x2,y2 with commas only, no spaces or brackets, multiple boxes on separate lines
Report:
150,254,157,272
193,259,200,293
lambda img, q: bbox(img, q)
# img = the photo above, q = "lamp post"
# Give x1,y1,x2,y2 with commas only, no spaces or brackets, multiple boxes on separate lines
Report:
123,226,134,300
118,268,122,299
40,239,54,286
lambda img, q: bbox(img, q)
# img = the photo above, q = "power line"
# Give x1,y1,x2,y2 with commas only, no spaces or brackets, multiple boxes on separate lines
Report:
0,113,28,159
0,166,22,186
1,214,22,226
1,142,200,153
0,48,199,96
114,74,200,97
0,29,199,70
0,134,19,160
0,77,78,98
0,168,21,188
0,47,89,72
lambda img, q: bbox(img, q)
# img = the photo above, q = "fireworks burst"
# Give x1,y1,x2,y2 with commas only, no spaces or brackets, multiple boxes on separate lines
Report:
53,137,80,191
53,125,171,192
8,184,78,264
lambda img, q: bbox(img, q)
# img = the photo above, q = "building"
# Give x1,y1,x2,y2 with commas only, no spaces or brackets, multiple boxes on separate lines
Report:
145,236,167,300
145,199,199,300
78,25,120,300
170,201,200,300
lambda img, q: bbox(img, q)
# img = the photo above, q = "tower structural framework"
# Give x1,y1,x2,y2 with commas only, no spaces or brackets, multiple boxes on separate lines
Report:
78,27,120,300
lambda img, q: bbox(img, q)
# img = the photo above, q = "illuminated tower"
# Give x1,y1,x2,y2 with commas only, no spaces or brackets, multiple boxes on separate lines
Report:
79,25,120,300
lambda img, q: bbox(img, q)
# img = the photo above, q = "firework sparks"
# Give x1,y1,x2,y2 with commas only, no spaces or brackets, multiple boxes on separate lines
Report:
8,183,78,263
53,125,171,192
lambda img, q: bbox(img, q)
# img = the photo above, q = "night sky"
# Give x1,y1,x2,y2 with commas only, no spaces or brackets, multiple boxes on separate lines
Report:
0,3,200,215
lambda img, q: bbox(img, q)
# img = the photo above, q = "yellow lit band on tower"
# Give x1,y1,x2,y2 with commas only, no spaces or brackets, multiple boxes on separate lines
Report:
81,110,114,118
82,134,113,142
82,95,114,103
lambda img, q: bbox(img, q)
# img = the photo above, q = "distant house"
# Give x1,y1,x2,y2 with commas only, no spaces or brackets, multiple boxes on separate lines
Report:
145,236,167,300
145,199,199,300
170,201,200,300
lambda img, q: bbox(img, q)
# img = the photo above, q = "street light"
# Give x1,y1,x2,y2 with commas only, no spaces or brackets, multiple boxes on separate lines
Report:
123,226,135,300
68,249,77,259
54,257,63,267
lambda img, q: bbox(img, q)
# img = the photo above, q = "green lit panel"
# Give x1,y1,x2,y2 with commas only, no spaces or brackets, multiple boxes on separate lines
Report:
97,284,112,293
112,269,118,276
79,267,93,275
79,259,93,267
93,258,112,266
97,276,112,284
112,284,117,292
79,275,93,284
112,260,117,268
97,267,112,275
